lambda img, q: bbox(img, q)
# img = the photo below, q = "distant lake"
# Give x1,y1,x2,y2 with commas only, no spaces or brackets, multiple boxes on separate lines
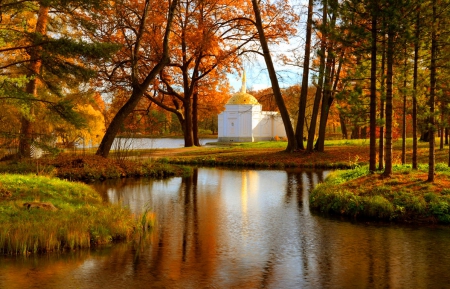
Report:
77,137,218,149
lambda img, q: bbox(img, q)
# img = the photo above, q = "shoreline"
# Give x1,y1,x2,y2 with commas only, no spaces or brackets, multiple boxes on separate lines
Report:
309,165,450,224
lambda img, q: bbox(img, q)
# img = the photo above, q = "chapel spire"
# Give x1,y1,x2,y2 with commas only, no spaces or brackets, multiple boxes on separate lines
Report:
241,70,247,94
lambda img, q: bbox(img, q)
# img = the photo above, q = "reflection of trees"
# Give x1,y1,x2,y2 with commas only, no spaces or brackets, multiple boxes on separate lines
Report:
182,168,199,262
3,169,450,288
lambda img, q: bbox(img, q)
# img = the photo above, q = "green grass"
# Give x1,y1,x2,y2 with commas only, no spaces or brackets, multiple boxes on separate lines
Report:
0,174,140,255
208,140,290,149
323,138,370,146
309,165,450,223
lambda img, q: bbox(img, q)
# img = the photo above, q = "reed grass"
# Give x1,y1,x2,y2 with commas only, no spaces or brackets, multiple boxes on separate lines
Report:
0,174,140,255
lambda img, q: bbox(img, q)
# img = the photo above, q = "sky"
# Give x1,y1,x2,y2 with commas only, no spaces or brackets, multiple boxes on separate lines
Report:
227,0,310,93
228,56,302,93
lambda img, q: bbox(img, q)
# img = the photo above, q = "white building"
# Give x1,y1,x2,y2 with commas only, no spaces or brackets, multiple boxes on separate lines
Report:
218,73,287,142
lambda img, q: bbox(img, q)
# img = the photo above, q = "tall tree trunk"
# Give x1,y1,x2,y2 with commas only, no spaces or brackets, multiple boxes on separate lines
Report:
369,0,378,172
315,10,337,152
307,0,327,152
402,51,407,165
316,52,343,151
251,0,297,152
378,22,386,170
382,27,394,177
18,5,49,158
96,0,178,158
295,0,314,150
428,0,437,182
413,9,419,170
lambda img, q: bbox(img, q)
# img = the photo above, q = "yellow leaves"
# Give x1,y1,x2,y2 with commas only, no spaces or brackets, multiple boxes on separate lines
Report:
75,105,106,146
55,104,106,147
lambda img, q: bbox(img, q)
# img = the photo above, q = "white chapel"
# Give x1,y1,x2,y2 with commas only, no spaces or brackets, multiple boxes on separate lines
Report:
218,73,287,142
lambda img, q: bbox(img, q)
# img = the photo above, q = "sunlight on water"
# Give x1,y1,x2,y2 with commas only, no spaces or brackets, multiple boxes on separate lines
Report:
1,167,450,288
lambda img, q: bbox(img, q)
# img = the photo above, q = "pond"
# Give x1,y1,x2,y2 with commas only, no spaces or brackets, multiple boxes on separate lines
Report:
1,167,450,288
77,137,218,149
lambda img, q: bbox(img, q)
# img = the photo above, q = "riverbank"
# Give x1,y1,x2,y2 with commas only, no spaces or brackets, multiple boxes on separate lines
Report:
0,154,192,182
310,165,450,224
0,174,147,255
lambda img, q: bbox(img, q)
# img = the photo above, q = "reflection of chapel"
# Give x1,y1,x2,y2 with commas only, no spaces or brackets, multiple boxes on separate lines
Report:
218,73,286,142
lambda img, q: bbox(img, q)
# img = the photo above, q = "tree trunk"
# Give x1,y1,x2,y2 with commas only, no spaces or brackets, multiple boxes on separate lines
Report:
351,126,360,139
428,0,437,182
412,9,419,170
251,0,297,152
193,91,200,146
402,52,407,165
183,99,194,147
19,5,49,158
295,0,314,150
446,128,448,145
378,19,386,170
315,10,337,152
382,27,394,177
439,98,444,150
96,0,178,158
339,113,348,139
306,0,327,152
369,1,378,172
316,51,343,151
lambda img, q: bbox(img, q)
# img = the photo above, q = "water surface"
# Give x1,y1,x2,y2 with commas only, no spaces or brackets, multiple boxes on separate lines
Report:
1,168,450,288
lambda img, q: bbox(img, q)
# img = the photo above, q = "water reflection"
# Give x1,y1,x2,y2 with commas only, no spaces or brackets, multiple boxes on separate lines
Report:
1,168,450,288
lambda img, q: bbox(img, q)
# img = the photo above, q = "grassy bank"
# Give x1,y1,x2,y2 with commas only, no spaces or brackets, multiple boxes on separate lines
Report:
145,138,448,169
0,154,192,182
309,164,450,223
0,174,148,255
157,141,364,169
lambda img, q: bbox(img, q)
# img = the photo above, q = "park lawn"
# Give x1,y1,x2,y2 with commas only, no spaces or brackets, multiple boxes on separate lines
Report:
147,138,448,169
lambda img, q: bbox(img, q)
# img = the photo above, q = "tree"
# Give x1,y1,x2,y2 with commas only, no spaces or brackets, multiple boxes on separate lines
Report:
412,7,420,169
315,0,343,152
0,0,117,158
306,0,328,152
369,0,378,172
428,0,437,182
143,0,297,148
251,0,297,152
295,0,314,150
95,0,179,158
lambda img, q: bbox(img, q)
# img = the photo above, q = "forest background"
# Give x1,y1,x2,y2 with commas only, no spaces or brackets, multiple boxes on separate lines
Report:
1,0,449,181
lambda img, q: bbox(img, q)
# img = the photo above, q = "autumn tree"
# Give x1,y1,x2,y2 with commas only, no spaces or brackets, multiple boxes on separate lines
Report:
142,0,297,148
251,0,298,152
91,0,179,158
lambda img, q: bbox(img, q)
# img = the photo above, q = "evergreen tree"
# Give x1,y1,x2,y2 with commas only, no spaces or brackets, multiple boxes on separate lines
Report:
0,0,118,157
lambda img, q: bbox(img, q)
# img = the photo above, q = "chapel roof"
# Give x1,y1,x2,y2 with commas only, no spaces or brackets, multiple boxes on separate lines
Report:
226,71,260,105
